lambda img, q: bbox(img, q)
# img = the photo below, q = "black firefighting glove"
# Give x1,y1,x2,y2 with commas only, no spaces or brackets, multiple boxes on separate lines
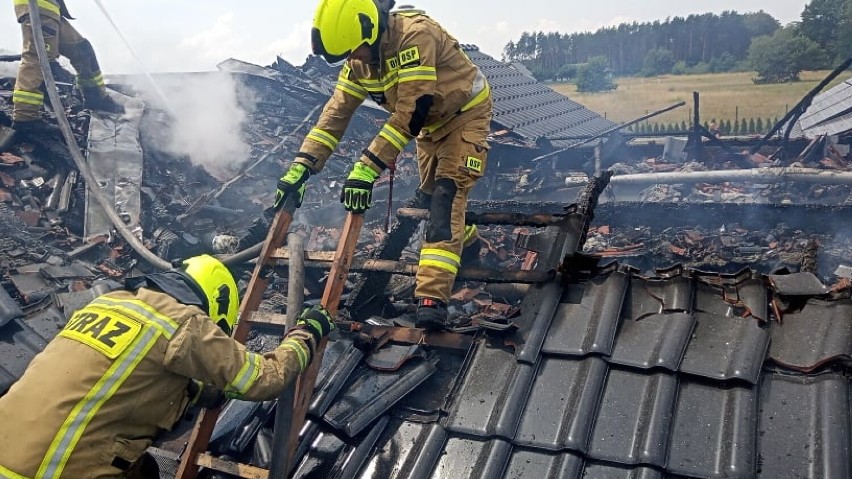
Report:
296,305,336,343
340,161,380,213
274,163,310,209
187,379,226,409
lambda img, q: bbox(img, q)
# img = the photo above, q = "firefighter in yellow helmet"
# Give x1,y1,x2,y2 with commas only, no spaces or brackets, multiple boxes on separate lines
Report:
274,0,492,330
10,0,123,139
0,254,334,478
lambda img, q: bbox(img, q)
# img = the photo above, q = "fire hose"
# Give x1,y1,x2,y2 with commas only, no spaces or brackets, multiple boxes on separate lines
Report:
26,0,172,270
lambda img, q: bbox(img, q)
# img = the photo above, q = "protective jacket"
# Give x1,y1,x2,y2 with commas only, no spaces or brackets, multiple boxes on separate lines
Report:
13,0,72,22
0,287,314,478
295,9,491,174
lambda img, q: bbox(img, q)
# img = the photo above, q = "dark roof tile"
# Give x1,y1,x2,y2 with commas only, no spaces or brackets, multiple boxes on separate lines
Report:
668,379,758,478
322,357,437,437
504,449,583,478
431,435,513,479
587,369,678,467
608,313,696,371
444,342,534,439
679,312,769,384
769,299,852,372
757,373,851,479
514,356,608,452
542,272,629,357
360,420,446,479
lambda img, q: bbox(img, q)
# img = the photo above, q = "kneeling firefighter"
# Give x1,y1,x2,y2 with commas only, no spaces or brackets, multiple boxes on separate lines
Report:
273,0,492,330
0,254,334,478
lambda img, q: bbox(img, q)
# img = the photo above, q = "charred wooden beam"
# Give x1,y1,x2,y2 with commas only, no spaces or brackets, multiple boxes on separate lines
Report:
396,208,567,227
270,249,553,283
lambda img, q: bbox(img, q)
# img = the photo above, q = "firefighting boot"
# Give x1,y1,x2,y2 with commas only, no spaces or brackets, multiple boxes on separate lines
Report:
10,119,61,140
415,297,448,330
82,88,125,114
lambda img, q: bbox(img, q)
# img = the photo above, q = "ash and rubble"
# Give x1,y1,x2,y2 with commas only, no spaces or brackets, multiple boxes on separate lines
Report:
1,54,851,321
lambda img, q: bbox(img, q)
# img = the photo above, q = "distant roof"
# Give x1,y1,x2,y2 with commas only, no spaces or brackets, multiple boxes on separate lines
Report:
463,46,616,148
796,75,852,137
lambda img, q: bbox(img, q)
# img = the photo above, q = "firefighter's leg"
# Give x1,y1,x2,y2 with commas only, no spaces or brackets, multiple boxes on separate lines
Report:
415,123,489,328
415,137,437,208
59,19,123,114
12,16,60,122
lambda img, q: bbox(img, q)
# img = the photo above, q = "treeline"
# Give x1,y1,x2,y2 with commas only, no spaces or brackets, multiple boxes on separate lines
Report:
504,0,852,84
628,117,781,136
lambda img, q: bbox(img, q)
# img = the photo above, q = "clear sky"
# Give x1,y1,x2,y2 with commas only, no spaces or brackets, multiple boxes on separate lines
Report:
0,1,810,74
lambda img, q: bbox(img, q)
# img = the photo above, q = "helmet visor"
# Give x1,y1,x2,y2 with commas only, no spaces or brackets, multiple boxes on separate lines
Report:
312,28,350,66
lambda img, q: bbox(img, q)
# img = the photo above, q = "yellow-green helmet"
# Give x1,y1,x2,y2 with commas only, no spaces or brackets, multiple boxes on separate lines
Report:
311,0,381,64
179,254,239,334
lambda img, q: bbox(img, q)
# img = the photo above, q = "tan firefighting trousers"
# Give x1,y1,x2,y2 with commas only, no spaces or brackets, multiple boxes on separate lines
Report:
414,98,492,303
13,15,106,121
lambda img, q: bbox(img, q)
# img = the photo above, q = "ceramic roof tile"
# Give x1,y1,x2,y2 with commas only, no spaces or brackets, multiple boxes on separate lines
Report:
608,313,696,371
587,369,678,467
541,272,629,357
679,312,769,384
667,379,758,478
768,299,852,372
514,356,608,452
757,373,851,479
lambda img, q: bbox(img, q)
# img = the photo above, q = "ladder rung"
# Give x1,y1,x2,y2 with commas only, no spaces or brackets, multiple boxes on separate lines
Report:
195,453,269,479
247,311,289,327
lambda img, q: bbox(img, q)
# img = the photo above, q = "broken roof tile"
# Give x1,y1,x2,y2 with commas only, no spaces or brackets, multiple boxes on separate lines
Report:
542,272,629,357
679,312,769,384
627,275,694,320
769,272,832,296
667,379,758,478
309,338,364,417
587,368,677,467
608,313,696,371
323,357,437,437
444,342,535,439
757,373,851,479
769,299,852,372
514,356,608,452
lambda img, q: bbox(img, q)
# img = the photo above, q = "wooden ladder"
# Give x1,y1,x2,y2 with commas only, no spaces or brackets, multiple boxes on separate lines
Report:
175,206,365,479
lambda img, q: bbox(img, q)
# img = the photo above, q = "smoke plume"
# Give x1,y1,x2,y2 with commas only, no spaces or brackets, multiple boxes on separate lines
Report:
132,72,255,180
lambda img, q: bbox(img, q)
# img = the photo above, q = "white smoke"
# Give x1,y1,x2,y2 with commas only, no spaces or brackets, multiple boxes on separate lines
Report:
131,72,255,180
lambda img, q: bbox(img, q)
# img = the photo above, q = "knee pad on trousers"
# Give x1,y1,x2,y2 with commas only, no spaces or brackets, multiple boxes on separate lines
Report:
71,39,100,73
426,178,456,243
414,189,432,209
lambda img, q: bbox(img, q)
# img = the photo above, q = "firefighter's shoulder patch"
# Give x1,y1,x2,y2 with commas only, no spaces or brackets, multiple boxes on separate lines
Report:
399,46,421,68
59,308,142,359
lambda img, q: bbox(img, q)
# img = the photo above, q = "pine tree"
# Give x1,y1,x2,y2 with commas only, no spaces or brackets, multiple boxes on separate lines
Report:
722,119,731,134
756,117,764,133
740,118,749,134
680,120,687,131
749,118,756,134
653,123,660,133
733,119,740,135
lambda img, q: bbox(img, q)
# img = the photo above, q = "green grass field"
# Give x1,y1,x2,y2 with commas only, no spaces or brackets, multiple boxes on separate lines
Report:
549,71,852,127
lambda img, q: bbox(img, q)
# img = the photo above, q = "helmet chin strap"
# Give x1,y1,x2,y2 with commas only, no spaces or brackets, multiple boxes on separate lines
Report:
368,0,391,65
